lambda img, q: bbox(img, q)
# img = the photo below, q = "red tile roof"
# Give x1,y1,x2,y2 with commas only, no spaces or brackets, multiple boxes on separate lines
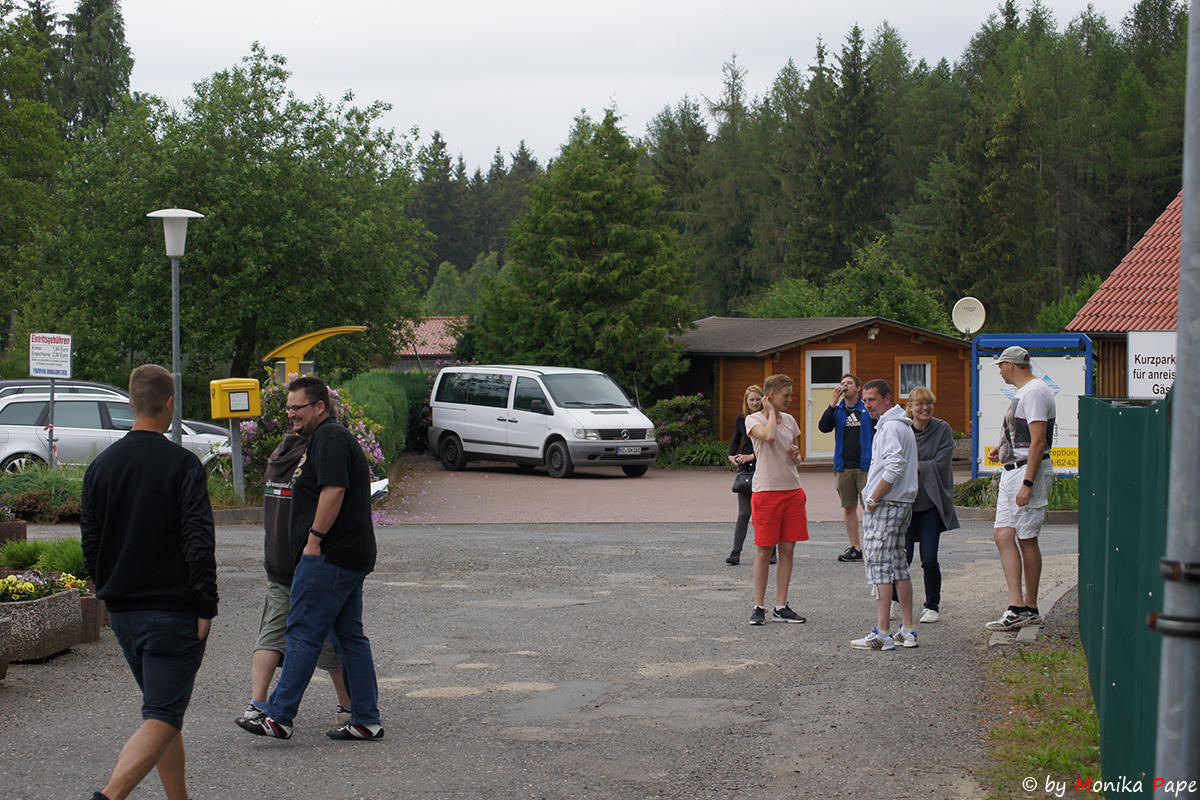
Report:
402,316,465,356
1067,191,1181,333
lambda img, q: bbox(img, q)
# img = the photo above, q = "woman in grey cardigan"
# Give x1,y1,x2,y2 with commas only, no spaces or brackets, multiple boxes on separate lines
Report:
903,386,959,623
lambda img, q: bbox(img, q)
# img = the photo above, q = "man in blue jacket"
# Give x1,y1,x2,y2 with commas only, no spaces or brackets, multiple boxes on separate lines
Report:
817,373,875,562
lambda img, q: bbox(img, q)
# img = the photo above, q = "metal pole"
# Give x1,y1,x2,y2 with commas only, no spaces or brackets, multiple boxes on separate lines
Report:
229,419,245,502
171,255,183,445
1154,0,1200,791
46,378,56,468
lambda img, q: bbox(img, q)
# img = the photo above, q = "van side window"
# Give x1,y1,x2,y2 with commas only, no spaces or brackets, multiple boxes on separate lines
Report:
467,373,512,408
435,373,470,404
513,377,549,412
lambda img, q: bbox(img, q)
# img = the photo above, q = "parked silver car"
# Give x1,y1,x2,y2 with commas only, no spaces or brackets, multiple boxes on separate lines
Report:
0,393,230,473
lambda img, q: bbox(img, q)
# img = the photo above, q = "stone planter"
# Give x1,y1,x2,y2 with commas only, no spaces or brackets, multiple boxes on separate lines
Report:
80,593,108,643
952,438,972,461
0,616,9,680
0,519,27,545
1,589,82,662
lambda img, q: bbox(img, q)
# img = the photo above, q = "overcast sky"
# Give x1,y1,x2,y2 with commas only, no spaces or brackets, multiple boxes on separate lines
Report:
119,0,1139,172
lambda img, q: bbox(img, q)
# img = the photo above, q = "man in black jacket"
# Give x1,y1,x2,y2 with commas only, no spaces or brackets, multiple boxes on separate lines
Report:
81,364,218,800
235,374,383,741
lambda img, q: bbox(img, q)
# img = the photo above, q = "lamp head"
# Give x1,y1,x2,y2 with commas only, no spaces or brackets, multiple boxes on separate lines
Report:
147,208,204,258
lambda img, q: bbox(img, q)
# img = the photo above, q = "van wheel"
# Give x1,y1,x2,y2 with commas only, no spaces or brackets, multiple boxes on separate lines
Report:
621,465,648,477
439,434,467,471
545,441,574,478
1,453,45,474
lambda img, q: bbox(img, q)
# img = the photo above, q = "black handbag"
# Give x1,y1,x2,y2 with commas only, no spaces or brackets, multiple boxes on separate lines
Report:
732,464,754,494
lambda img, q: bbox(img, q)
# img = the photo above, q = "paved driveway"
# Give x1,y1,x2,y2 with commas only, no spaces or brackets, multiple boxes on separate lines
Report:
380,454,976,526
4,463,1076,799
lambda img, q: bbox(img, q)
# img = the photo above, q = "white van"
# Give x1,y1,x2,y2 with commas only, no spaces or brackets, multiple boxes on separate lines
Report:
427,366,658,478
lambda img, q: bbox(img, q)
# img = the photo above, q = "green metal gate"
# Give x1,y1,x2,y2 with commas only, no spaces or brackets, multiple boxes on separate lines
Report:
1078,394,1171,792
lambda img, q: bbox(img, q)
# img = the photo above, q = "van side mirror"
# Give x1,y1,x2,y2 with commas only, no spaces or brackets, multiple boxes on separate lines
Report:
531,399,552,415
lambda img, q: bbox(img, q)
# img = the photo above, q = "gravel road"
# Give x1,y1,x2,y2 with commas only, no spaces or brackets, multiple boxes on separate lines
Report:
1,461,1077,799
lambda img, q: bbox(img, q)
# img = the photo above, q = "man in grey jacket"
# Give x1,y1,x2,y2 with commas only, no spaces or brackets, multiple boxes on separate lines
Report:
851,379,919,651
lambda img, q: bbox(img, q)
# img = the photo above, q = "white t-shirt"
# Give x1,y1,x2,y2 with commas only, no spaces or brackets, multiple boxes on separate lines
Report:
997,379,1056,464
746,410,802,492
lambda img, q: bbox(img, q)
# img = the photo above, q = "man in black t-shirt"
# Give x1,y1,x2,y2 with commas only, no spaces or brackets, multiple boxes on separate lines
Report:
235,375,384,742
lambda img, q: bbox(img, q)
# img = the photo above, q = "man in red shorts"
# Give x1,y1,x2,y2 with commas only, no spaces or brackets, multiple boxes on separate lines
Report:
745,373,809,625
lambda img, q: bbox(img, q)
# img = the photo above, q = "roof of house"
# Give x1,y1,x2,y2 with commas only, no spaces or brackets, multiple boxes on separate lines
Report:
680,316,966,357
401,316,465,357
1067,191,1181,334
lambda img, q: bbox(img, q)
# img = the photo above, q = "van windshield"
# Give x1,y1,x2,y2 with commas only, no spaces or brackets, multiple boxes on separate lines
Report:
541,374,633,409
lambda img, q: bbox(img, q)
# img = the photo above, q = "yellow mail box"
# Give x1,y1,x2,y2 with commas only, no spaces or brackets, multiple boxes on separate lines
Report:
210,378,261,419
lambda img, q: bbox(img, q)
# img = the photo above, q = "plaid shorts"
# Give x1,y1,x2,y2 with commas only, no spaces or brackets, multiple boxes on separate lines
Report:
862,500,913,584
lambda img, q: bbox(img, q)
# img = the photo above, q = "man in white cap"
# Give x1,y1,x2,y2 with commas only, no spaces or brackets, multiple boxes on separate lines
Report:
985,346,1056,631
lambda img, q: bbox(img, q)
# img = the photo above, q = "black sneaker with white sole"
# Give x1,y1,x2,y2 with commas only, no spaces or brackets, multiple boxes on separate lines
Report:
772,605,806,623
235,713,292,739
327,723,385,740
749,606,766,626
985,607,1030,631
241,702,266,722
837,546,863,562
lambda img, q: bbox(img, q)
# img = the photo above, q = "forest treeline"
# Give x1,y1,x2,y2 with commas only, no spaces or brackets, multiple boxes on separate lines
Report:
0,0,1188,394
415,0,1187,332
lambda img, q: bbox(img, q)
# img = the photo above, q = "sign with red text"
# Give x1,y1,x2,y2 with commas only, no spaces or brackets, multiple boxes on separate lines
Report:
29,333,73,378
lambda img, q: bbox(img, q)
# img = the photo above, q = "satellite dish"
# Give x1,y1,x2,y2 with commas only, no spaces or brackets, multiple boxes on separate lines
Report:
952,297,986,335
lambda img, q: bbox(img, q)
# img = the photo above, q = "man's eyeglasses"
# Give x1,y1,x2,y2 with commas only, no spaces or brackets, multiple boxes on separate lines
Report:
286,401,317,413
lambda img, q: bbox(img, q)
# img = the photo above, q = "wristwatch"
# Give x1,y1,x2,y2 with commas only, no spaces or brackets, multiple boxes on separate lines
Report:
1022,479,1034,488
865,497,878,509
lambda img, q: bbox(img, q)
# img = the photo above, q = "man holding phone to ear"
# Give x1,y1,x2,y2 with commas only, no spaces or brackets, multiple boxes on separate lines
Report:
818,373,874,563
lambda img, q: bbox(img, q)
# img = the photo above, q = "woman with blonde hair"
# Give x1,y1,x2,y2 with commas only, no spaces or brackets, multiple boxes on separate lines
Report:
898,386,959,622
725,385,764,565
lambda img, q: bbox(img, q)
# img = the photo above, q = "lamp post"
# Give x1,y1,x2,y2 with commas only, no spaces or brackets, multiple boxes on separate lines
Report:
147,208,204,445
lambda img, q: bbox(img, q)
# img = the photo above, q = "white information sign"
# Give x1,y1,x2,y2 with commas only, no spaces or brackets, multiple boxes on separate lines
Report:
977,354,1087,476
29,333,73,379
1127,330,1177,399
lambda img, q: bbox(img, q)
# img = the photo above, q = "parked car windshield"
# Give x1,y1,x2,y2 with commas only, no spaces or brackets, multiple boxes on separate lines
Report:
541,374,633,408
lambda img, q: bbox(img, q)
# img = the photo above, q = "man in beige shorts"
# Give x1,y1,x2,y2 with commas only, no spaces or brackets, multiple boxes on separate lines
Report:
818,373,875,562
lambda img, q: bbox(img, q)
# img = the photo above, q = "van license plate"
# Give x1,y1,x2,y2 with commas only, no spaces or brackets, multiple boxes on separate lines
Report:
617,446,642,455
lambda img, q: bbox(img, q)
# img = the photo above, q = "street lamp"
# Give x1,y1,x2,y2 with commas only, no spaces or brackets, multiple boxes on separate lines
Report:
147,208,204,445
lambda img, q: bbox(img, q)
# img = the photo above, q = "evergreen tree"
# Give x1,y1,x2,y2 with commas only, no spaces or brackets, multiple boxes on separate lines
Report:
412,131,471,283
477,110,694,390
790,26,888,279
59,0,132,132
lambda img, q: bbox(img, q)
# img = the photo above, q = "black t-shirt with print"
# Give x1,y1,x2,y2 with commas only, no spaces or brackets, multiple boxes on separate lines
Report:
842,407,864,470
288,417,377,574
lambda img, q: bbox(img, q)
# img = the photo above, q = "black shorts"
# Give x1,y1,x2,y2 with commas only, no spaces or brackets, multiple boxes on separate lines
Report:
110,609,208,730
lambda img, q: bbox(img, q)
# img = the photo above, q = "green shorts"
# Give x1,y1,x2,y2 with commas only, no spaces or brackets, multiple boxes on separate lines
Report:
255,580,341,673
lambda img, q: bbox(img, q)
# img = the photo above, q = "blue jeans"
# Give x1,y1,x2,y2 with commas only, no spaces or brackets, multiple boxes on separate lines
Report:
904,507,943,611
266,554,380,728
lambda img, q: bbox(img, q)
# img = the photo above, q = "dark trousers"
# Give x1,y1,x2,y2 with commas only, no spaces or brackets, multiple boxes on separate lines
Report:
901,507,943,611
732,491,752,553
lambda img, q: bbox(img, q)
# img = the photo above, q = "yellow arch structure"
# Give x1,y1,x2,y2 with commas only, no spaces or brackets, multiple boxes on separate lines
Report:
262,326,367,379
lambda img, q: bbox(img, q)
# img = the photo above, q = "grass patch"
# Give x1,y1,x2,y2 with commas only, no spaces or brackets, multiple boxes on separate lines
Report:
0,465,84,522
980,638,1102,798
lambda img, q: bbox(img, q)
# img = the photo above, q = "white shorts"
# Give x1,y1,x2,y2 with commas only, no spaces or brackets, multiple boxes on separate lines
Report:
995,459,1053,540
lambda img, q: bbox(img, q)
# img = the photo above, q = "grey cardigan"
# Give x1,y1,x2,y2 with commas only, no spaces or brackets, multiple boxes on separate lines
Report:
913,417,960,532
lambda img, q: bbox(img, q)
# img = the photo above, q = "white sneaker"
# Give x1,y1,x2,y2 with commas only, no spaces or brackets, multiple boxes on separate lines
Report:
850,626,895,651
920,608,940,624
336,704,352,726
895,626,919,648
890,601,901,620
